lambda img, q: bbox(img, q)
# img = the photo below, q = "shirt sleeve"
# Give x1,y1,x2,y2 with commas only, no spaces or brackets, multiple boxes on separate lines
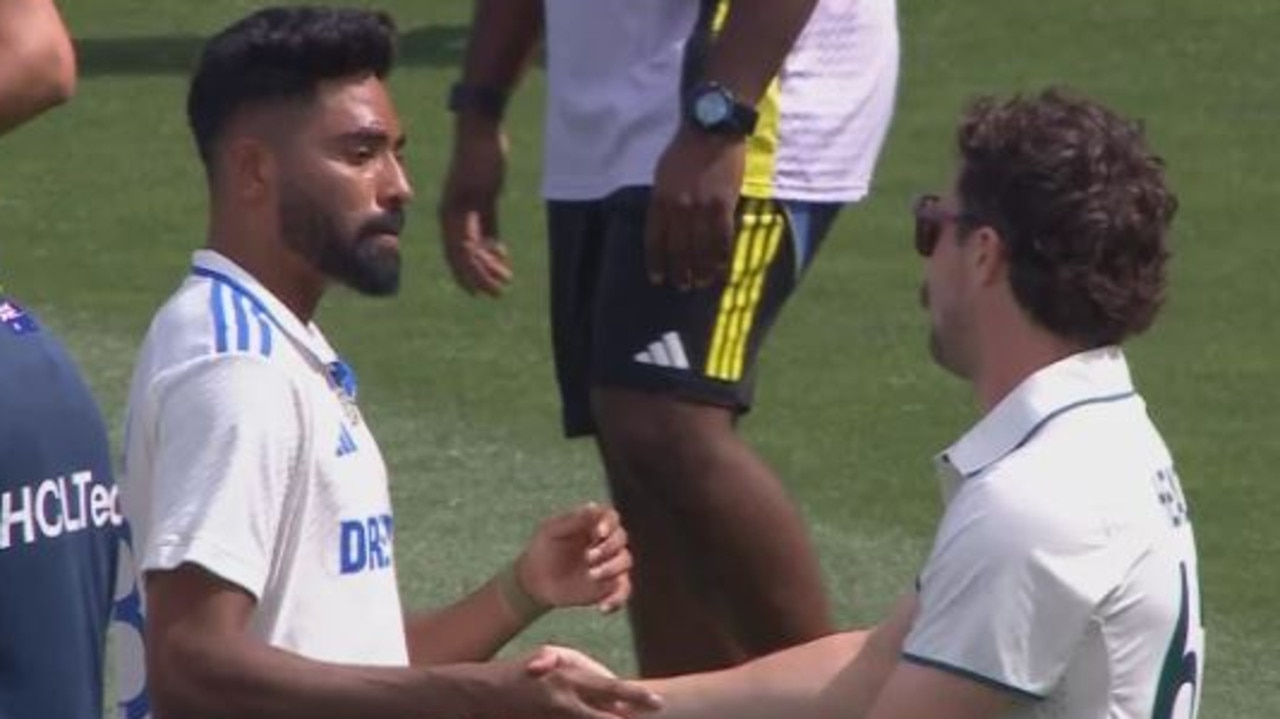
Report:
138,355,307,599
902,474,1119,699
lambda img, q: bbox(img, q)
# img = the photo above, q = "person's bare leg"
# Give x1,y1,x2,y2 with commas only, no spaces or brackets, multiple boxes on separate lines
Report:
592,386,834,676
596,442,748,676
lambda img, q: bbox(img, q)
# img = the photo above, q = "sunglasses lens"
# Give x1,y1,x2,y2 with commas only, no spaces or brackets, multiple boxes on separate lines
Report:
915,219,937,257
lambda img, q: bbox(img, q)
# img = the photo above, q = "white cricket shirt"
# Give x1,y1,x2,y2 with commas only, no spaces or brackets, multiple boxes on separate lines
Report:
541,0,899,202
115,250,408,717
904,348,1204,718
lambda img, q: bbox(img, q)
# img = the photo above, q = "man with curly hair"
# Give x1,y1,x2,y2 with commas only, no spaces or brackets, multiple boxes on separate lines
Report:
576,88,1205,718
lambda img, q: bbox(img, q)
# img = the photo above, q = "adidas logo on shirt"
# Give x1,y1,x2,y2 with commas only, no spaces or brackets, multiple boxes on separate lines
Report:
633,331,690,371
336,425,358,457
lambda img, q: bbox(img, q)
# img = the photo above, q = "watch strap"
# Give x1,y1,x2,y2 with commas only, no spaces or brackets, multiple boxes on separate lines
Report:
447,82,508,120
726,99,759,135
688,82,759,136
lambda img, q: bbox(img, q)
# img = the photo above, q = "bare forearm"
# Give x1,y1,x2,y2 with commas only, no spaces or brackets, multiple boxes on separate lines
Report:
452,0,543,138
405,571,533,665
460,0,543,92
647,596,919,719
151,634,480,719
0,0,77,135
702,0,817,104
645,631,867,719
831,594,921,718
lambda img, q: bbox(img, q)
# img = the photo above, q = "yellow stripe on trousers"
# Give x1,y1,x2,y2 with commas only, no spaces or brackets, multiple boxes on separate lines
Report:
705,198,762,380
742,77,782,198
710,0,781,199
704,200,785,381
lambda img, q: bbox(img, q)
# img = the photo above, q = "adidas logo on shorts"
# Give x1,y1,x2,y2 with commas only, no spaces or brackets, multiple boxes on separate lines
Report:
633,331,690,371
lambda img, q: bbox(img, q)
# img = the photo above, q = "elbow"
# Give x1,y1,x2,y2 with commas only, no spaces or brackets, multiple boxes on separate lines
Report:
0,37,78,131
0,2,77,133
146,639,228,719
148,686,189,719
41,32,78,107
149,669,227,719
146,651,199,719
49,63,77,107
22,29,78,111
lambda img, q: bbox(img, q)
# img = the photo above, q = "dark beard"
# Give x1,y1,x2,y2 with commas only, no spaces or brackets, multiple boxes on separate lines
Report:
278,187,403,297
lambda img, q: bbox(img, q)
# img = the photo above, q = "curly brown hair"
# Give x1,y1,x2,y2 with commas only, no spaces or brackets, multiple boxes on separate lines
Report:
955,88,1178,347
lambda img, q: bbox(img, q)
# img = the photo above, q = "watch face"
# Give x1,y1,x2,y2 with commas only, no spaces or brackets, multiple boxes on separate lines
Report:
693,90,732,127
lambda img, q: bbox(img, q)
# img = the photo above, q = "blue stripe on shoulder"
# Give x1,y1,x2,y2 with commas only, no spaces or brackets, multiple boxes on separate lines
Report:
255,308,273,357
209,278,274,357
232,291,250,352
211,282,229,353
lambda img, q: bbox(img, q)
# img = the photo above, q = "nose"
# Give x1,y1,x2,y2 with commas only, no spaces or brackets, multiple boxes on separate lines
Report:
379,154,414,209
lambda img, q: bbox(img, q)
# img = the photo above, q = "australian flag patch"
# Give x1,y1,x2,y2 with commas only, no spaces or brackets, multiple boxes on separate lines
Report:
0,299,40,335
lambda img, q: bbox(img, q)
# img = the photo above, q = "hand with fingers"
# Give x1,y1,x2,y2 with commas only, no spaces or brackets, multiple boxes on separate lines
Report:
438,123,514,296
645,126,747,290
474,649,662,719
524,646,662,719
518,503,633,615
526,644,621,680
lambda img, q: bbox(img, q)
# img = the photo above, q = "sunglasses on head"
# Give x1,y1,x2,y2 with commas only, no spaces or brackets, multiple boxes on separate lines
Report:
911,194,981,257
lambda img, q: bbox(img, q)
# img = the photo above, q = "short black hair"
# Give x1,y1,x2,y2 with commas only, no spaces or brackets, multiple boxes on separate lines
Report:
956,88,1177,347
187,6,397,168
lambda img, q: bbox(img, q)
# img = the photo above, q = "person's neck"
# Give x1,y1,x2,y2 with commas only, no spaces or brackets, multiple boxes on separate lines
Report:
206,213,325,324
971,321,1085,414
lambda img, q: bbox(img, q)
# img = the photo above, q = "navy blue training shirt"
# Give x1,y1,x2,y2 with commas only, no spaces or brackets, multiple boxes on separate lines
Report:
0,296,119,719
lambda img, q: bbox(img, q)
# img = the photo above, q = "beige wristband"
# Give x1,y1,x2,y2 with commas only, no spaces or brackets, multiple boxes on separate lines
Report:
497,559,551,623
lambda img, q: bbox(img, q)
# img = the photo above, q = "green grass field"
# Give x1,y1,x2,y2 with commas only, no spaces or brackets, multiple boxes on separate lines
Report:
2,0,1277,715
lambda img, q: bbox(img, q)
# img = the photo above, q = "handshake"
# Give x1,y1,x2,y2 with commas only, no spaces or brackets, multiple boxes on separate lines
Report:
409,502,666,719
470,645,663,719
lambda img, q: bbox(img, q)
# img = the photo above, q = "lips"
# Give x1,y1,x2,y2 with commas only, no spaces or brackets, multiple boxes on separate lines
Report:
368,231,400,248
360,210,405,240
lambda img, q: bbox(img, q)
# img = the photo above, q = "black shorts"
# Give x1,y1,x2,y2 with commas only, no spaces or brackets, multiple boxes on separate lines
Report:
548,186,841,437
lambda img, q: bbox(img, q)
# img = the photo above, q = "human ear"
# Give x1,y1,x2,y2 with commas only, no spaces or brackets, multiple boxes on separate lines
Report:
971,226,1007,287
223,137,277,204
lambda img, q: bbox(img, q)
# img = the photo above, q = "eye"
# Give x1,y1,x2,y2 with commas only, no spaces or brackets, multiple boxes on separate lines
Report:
347,144,376,165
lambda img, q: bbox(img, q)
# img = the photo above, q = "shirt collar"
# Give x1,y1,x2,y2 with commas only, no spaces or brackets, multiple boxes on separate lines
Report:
190,249,338,366
936,347,1138,484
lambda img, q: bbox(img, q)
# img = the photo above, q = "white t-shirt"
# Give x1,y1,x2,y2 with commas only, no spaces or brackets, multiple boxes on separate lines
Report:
541,0,899,202
114,250,407,718
904,348,1204,719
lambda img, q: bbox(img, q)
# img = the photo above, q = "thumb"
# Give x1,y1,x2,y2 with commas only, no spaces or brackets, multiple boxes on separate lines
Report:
526,647,562,676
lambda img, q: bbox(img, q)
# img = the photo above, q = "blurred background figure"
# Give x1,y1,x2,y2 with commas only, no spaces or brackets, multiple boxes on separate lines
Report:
440,0,899,677
0,3,122,719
